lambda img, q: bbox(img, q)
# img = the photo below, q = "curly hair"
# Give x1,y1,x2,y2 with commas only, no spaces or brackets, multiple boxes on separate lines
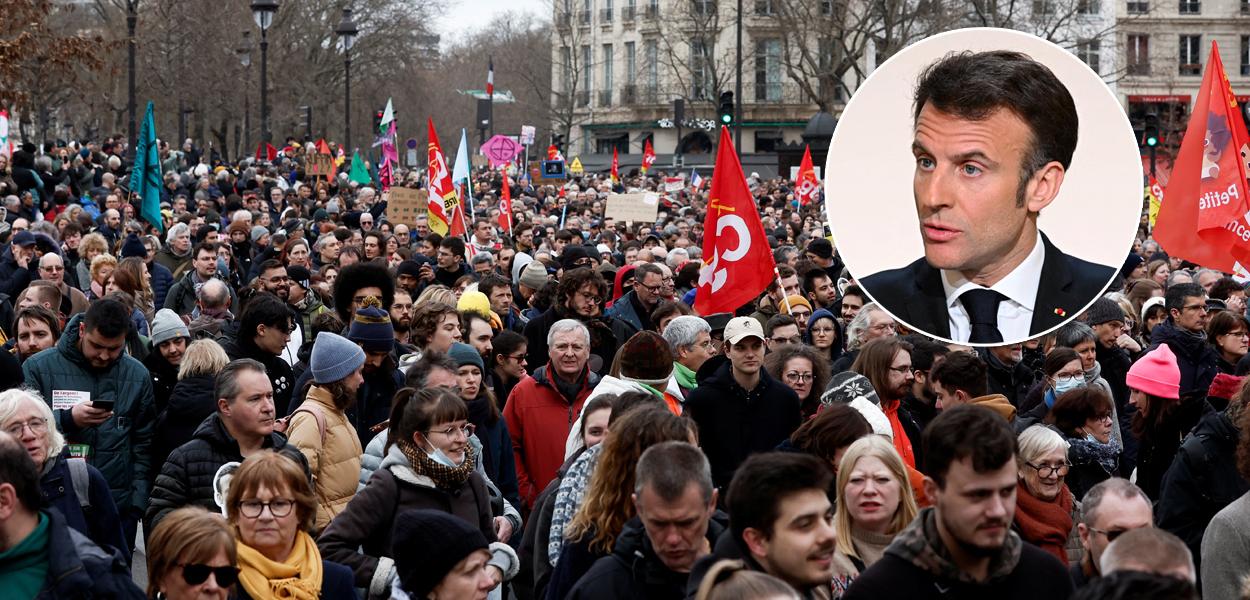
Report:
410,302,458,349
763,344,831,416
564,406,696,554
332,261,394,321
556,267,608,311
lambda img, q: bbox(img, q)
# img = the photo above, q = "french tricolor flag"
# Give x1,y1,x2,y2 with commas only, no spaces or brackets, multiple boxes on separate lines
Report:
690,167,704,190
486,57,494,98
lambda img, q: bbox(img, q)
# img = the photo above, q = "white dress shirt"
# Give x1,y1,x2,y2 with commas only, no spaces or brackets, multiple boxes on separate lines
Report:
941,230,1044,343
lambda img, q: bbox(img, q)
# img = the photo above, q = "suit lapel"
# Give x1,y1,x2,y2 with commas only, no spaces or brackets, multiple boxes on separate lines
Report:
1031,233,1080,334
904,261,952,338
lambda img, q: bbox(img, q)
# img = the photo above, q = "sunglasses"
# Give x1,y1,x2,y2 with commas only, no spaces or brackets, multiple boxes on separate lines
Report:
180,563,239,587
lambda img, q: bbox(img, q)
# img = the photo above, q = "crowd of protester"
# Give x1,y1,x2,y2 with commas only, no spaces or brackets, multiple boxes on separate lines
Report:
0,134,1232,600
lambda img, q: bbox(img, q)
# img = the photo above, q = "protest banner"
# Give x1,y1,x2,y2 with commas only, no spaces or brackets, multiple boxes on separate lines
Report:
387,187,427,226
605,192,660,223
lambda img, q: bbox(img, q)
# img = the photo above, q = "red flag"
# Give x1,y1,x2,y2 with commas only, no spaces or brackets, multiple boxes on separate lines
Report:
426,118,466,237
498,175,513,233
1154,41,1250,272
547,145,559,160
255,142,276,162
642,139,656,174
795,145,820,206
611,147,620,183
695,127,778,315
315,139,337,178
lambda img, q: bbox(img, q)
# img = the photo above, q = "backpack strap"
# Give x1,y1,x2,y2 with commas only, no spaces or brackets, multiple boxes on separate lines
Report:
67,457,91,510
289,403,328,445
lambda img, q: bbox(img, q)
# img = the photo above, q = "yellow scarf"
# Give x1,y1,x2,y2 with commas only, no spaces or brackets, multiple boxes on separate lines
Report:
236,530,324,600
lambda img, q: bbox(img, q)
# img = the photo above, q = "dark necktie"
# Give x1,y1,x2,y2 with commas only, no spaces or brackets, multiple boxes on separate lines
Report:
960,289,1006,344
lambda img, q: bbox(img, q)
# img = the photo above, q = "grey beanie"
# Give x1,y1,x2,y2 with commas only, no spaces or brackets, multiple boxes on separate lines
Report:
149,309,190,345
310,332,366,384
511,252,534,283
519,260,549,290
251,226,269,243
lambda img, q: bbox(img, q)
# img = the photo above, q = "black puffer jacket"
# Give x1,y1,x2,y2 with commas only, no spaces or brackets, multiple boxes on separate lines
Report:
144,413,308,532
567,514,727,600
220,338,295,417
1150,319,1220,398
152,374,218,474
142,350,180,416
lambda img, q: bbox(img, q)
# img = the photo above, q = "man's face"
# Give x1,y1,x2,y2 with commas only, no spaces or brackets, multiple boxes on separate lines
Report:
679,331,716,372
841,294,864,322
1092,321,1125,348
359,215,374,231
1199,270,1221,292
415,218,429,238
931,380,969,410
988,343,1023,366
488,286,513,315
927,457,1017,559
172,231,191,253
745,488,837,591
259,267,290,302
726,337,764,378
38,255,65,284
17,318,55,359
474,260,495,278
390,292,414,331
158,337,188,365
467,319,493,358
624,247,639,264
475,221,493,241
194,249,217,278
911,105,1057,283
636,272,663,306
1171,294,1210,333
320,237,341,262
865,309,897,343
767,324,801,352
437,246,459,269
1078,493,1153,574
548,329,589,378
635,483,715,574
220,370,276,439
363,235,380,258
807,275,836,309
78,324,126,370
568,283,602,318
394,224,410,242
884,348,914,400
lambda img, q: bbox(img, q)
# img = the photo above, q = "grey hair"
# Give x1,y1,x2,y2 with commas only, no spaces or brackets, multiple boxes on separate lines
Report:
1195,268,1221,283
1166,269,1193,288
666,248,690,269
547,318,590,347
1054,321,1096,350
847,302,882,349
197,279,230,309
1016,425,1069,465
214,358,268,403
315,233,336,251
1099,527,1194,582
166,223,190,244
0,388,63,462
471,252,494,267
1080,477,1151,526
635,441,714,504
662,315,711,353
33,155,52,171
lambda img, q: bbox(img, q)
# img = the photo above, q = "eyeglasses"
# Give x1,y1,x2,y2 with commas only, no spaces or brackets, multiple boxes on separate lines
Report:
870,322,897,333
426,423,476,438
888,365,913,374
1182,304,1209,313
1087,526,1132,542
1024,461,1071,477
39,266,64,272
576,291,603,304
784,371,814,383
179,564,239,587
505,353,527,362
637,282,663,293
238,498,295,518
3,417,47,437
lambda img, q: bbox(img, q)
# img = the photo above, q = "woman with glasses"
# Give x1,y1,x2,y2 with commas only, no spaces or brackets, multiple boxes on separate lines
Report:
1207,310,1250,375
490,331,528,407
1129,345,1210,500
1013,425,1082,565
226,451,356,600
1017,347,1088,431
806,309,844,365
146,506,238,600
830,436,919,597
0,388,127,558
450,342,521,535
1045,387,1120,500
764,344,830,420
318,387,517,599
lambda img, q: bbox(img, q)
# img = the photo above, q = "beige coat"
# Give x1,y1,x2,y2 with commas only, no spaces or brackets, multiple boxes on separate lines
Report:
286,385,363,531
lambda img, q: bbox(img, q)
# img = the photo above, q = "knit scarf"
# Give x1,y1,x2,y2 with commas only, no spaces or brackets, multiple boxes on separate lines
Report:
398,439,476,490
1013,484,1073,564
236,530,323,600
882,400,916,469
673,362,698,390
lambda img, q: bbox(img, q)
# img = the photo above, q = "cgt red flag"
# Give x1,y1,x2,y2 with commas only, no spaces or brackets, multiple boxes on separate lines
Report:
695,126,778,315
642,139,656,174
611,147,620,184
1154,41,1250,272
498,174,513,233
795,144,820,206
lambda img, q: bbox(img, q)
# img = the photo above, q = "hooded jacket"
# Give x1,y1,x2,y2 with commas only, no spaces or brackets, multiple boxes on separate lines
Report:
286,385,364,531
144,413,307,531
565,514,729,600
31,508,146,600
152,373,218,478
968,394,1017,422
22,314,155,516
842,507,1073,600
504,365,601,507
1150,319,1220,398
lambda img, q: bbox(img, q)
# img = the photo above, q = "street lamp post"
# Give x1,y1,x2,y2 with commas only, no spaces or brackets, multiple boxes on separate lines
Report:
126,0,137,161
335,7,359,153
236,31,254,157
251,0,279,147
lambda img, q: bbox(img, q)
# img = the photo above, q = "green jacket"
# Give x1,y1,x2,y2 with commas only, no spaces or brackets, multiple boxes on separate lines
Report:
23,314,155,515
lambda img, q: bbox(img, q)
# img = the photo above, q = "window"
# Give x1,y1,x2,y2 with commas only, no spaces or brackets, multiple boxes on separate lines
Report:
820,0,834,15
645,39,659,101
691,38,712,99
625,42,636,84
601,0,614,23
1127,0,1148,12
1076,39,1101,73
755,39,782,102
1179,34,1201,75
561,46,573,92
1127,34,1150,76
581,45,593,104
1178,0,1200,13
1077,0,1100,12
1242,35,1250,76
1033,0,1054,13
693,0,716,16
754,0,774,15
601,44,613,106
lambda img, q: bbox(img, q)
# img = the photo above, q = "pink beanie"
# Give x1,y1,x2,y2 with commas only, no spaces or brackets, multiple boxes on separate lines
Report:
1126,345,1181,400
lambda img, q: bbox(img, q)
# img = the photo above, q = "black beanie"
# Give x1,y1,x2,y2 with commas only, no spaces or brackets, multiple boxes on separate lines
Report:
393,509,489,597
120,233,148,258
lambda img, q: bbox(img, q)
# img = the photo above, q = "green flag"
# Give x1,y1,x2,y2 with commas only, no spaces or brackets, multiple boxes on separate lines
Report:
349,151,371,185
132,101,164,233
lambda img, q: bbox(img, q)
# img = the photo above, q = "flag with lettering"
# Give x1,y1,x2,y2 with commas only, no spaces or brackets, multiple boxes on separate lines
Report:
695,126,778,315
1147,175,1164,230
426,118,466,237
1154,41,1250,271
795,145,820,206
642,139,656,174
611,147,620,184
499,174,513,233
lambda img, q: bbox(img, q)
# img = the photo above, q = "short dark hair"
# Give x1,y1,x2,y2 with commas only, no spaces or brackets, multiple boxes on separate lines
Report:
14,305,61,342
1046,387,1113,437
765,314,798,338
929,351,989,398
841,284,865,302
256,258,284,277
477,273,511,298
634,262,664,281
905,335,950,372
767,264,797,293
214,358,267,403
802,268,831,296
635,441,714,504
788,404,871,463
0,433,43,510
1068,570,1197,600
238,292,293,346
913,50,1078,203
727,452,833,542
1165,282,1205,314
193,240,218,259
439,236,465,261
83,298,132,339
922,405,1017,487
1208,277,1243,301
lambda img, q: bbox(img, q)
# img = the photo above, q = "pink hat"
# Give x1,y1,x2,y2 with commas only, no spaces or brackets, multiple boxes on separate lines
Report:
1126,344,1181,400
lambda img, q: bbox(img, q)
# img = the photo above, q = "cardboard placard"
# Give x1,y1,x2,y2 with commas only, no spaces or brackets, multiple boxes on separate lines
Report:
308,154,335,179
387,187,427,226
605,192,660,223
471,155,489,168
664,176,684,192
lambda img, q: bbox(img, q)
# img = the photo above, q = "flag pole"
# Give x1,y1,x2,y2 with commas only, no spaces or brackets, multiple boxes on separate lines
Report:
774,267,791,314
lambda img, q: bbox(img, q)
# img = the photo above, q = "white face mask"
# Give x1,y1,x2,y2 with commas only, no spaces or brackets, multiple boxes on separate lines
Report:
424,441,462,467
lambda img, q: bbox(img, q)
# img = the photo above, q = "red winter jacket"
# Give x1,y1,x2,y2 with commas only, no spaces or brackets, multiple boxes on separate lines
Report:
504,364,600,508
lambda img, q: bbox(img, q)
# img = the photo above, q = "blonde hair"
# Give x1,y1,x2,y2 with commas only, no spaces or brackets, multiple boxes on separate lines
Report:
694,559,800,600
90,253,118,281
834,435,918,559
79,232,109,259
146,507,236,598
178,339,231,380
0,388,63,462
415,284,457,309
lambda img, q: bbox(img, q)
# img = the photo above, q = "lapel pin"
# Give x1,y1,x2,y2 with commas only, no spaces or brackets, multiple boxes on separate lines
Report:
1054,308,1067,317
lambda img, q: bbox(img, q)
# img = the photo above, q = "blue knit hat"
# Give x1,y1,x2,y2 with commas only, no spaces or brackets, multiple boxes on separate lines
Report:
448,342,484,371
120,233,147,258
347,296,394,353
311,332,365,384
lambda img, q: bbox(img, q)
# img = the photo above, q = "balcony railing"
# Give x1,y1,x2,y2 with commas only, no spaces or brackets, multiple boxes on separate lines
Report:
622,84,637,104
600,7,614,22
1179,62,1201,75
576,90,591,106
577,10,591,24
622,4,636,19
598,90,613,106
644,3,660,19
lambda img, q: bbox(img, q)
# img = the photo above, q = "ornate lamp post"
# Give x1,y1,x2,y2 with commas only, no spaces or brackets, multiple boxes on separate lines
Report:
335,7,359,152
251,0,279,146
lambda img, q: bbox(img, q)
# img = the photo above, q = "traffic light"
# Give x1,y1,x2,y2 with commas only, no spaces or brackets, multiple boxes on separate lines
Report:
1143,113,1160,148
718,91,734,125
373,110,384,132
552,133,565,154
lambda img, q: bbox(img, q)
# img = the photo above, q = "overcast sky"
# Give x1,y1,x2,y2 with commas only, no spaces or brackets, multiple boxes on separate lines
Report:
436,0,549,46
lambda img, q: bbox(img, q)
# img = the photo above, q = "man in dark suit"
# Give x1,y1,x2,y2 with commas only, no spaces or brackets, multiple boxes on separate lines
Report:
860,50,1114,344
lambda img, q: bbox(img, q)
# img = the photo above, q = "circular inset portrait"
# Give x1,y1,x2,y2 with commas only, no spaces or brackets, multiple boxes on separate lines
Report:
824,28,1141,346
